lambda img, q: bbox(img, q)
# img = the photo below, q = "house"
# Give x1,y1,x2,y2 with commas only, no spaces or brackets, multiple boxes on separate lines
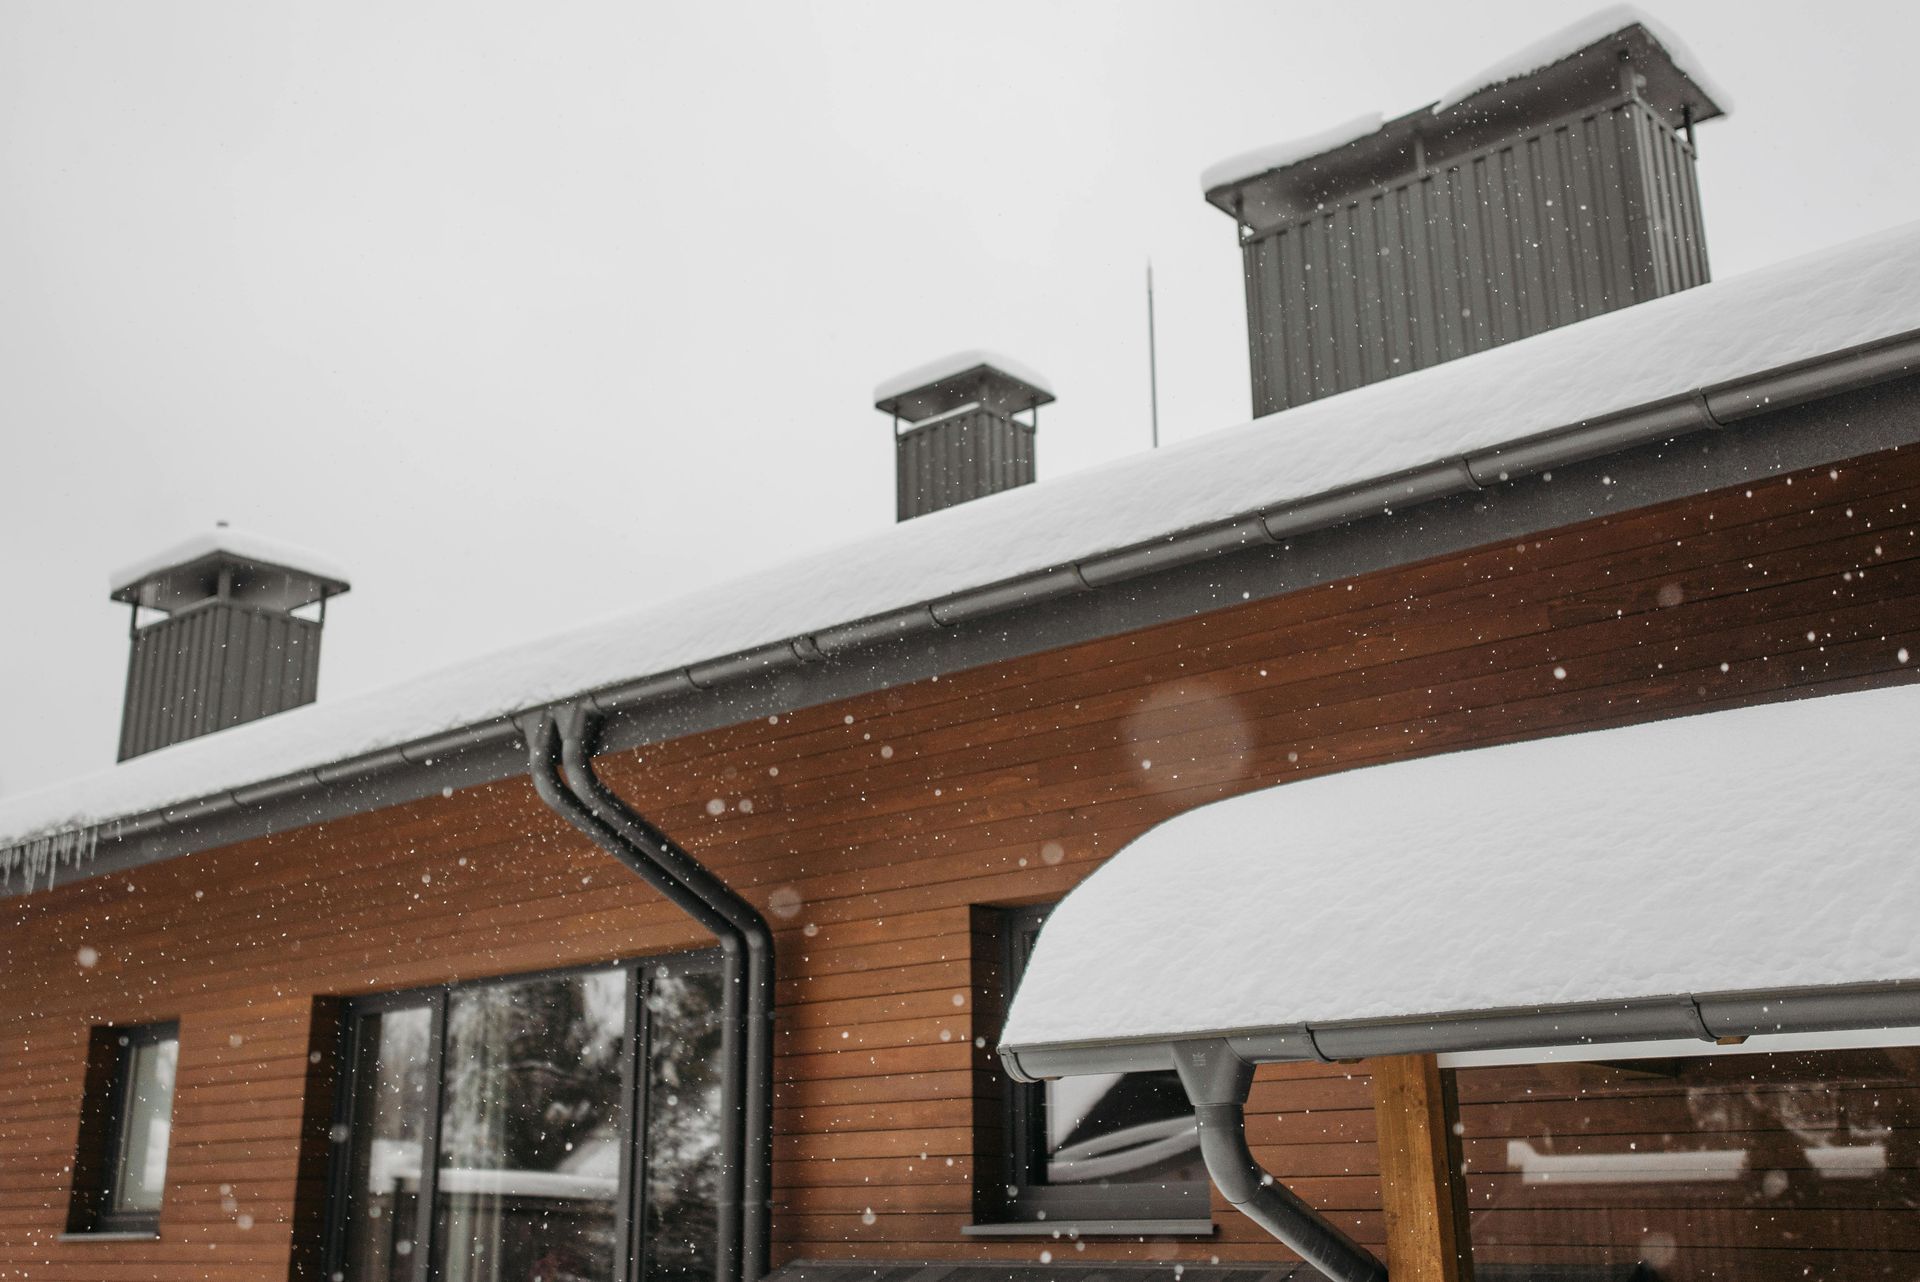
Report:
5,9,1920,1282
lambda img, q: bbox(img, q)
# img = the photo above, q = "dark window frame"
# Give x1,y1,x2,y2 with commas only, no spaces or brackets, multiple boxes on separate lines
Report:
68,1019,180,1236
993,904,1207,1224
319,951,718,1282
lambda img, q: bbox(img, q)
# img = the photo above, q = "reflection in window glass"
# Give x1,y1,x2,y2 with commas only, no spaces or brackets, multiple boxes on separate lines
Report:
644,968,724,1282
1458,1047,1920,1280
111,1032,178,1214
434,970,627,1282
340,1006,433,1282
1043,1069,1202,1186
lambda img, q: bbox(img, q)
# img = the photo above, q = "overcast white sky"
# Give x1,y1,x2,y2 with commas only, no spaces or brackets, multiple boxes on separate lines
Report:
2,0,1916,798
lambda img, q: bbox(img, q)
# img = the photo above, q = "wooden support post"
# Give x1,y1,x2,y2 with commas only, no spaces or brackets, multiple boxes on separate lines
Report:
1370,1053,1473,1282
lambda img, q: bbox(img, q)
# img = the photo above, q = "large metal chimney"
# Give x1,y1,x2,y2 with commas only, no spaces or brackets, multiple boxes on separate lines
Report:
875,352,1054,521
109,528,349,760
1203,11,1728,417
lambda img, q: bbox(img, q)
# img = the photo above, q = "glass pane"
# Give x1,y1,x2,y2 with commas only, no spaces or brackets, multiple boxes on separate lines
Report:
1458,1045,1920,1280
643,966,724,1282
434,970,627,1282
1043,1069,1202,1188
111,1033,178,1212
340,1006,434,1282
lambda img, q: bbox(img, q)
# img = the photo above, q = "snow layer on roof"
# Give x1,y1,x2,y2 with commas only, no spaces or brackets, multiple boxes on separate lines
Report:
1002,681,1920,1052
5,218,1920,871
110,526,350,593
1433,4,1732,115
1201,7,1728,197
873,349,1054,405
1199,113,1385,194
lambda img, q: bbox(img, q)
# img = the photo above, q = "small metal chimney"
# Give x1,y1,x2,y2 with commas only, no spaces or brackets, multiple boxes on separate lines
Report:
109,528,349,760
875,352,1054,521
1203,12,1727,417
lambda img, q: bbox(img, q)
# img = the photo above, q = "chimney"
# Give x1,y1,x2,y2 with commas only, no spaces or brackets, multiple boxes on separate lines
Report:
875,352,1054,521
109,527,349,760
1202,11,1727,417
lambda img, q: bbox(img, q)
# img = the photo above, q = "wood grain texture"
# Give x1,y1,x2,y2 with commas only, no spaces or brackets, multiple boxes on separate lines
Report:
3,444,1919,1278
1370,1055,1472,1282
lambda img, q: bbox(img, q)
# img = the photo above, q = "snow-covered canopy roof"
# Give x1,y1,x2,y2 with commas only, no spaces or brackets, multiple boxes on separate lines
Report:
1001,682,1920,1064
4,218,1920,883
1201,5,1729,223
109,526,351,614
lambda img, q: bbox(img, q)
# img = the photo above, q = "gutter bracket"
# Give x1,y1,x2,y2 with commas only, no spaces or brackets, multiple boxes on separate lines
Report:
1171,1039,1388,1282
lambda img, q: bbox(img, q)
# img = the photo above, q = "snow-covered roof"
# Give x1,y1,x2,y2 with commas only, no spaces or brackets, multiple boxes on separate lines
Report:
1001,681,1920,1056
1433,4,1731,115
5,217,1920,878
872,349,1054,407
109,526,350,596
1198,114,1385,197
1201,5,1727,198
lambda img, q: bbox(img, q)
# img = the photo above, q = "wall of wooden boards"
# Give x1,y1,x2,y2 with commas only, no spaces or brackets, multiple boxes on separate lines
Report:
4,442,1919,1279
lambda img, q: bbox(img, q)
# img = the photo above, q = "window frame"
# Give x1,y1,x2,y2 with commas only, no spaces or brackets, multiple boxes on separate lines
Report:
318,952,716,1282
993,904,1208,1225
69,1019,180,1237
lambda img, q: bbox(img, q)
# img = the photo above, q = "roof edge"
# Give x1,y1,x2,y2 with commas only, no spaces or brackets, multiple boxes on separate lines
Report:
7,328,1920,894
1001,980,1920,1081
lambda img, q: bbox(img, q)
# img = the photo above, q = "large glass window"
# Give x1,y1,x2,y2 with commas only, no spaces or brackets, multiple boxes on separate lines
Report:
994,905,1207,1223
68,1020,179,1235
324,956,723,1282
1455,1037,1920,1279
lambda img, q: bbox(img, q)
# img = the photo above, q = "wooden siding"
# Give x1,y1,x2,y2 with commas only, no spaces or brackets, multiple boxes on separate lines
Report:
4,443,1920,1278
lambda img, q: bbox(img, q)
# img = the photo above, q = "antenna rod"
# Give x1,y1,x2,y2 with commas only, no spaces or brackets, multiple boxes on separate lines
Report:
1146,261,1161,449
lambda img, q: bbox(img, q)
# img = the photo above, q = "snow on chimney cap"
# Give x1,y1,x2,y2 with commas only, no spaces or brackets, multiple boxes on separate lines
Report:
109,526,351,614
1202,5,1728,209
874,350,1055,424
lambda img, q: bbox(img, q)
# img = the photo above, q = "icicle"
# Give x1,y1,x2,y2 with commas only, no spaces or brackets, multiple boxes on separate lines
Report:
0,825,101,892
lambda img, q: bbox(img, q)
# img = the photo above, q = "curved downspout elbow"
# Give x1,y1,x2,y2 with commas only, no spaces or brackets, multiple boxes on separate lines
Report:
525,708,775,1282
1174,1041,1387,1282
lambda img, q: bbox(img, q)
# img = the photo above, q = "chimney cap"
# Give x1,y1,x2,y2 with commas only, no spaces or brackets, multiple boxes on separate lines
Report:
874,350,1056,424
109,527,350,614
1203,6,1728,229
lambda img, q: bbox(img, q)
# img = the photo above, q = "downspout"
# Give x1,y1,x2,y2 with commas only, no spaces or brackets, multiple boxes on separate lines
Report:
524,706,775,1282
1171,1040,1388,1282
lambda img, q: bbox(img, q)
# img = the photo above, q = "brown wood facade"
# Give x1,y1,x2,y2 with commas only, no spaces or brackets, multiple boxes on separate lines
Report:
5,438,1920,1280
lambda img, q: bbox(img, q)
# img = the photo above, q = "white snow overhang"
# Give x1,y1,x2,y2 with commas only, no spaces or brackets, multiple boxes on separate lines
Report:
1000,681,1920,1083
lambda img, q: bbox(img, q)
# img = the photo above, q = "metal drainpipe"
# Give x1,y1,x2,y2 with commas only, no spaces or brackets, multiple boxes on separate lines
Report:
524,706,775,1282
1171,1040,1388,1282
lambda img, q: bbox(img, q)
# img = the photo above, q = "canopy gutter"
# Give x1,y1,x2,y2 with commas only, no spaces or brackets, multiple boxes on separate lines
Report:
1001,981,1920,1083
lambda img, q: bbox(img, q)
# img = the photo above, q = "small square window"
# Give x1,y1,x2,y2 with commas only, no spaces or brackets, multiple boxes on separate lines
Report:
987,905,1208,1225
68,1021,179,1235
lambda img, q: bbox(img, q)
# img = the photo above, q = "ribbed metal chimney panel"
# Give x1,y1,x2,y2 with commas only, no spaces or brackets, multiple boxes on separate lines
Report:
1240,96,1708,417
895,408,1038,521
118,602,322,761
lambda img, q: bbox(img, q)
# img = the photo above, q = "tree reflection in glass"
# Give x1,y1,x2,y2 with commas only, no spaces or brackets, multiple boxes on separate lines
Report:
341,1006,432,1281
642,967,723,1282
434,970,627,1282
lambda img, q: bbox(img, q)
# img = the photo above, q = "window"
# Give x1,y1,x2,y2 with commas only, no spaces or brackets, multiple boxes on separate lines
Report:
990,905,1207,1225
323,955,723,1282
1451,1034,1920,1279
68,1020,179,1235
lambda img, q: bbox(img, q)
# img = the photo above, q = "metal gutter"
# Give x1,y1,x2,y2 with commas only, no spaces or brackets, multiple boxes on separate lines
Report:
1170,1040,1385,1282
524,706,775,1282
998,980,1920,1083
7,329,1920,891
